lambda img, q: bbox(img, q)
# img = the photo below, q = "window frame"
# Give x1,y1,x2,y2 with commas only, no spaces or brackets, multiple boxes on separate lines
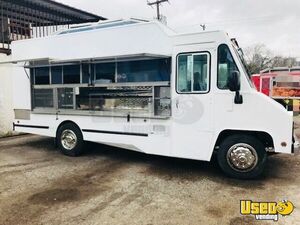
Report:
217,44,240,90
176,51,211,94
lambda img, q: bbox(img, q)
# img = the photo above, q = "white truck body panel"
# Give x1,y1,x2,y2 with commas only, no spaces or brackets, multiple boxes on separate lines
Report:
8,20,293,161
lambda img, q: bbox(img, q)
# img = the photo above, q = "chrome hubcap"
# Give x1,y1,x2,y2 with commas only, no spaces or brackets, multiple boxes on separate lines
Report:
61,130,77,150
226,143,258,172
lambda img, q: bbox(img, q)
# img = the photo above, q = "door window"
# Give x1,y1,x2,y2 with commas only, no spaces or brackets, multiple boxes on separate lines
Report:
217,44,239,89
177,53,209,93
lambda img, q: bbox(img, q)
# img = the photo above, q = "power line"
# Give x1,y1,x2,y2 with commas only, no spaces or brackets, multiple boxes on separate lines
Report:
147,0,169,21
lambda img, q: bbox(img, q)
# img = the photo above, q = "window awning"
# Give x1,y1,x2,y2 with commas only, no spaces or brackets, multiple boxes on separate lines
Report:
0,57,53,65
1,53,171,66
50,53,171,65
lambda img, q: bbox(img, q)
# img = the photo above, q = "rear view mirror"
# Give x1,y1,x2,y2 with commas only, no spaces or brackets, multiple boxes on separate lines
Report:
227,71,243,104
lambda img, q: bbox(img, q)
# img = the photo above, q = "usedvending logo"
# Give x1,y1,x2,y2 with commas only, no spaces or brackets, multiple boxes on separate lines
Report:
240,200,294,221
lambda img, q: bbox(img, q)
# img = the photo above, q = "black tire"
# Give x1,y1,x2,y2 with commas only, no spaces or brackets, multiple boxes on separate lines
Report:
56,123,84,157
217,134,267,179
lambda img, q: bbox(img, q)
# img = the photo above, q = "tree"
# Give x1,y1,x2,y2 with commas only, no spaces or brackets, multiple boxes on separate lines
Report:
270,56,296,68
244,44,297,75
244,44,273,74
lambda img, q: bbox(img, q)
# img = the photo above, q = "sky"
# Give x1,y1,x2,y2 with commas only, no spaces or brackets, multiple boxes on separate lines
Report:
57,0,300,58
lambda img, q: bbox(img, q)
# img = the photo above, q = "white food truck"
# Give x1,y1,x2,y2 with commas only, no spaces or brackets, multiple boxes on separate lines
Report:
4,19,296,179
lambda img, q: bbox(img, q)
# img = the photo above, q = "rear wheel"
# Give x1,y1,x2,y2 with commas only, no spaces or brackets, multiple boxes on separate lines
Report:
217,134,267,179
57,123,84,156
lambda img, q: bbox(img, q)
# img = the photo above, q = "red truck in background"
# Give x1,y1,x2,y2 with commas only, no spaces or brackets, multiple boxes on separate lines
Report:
252,67,300,112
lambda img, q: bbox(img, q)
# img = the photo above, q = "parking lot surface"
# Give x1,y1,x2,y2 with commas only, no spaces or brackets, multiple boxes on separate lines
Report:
0,134,300,225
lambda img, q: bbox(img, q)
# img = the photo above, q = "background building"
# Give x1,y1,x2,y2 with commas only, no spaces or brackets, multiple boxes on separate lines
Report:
0,0,105,136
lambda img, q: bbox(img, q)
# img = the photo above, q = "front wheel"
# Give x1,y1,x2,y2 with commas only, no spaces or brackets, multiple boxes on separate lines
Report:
57,123,84,157
217,134,267,179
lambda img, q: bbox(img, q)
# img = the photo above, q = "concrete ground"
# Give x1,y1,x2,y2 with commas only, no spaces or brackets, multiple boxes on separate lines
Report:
0,132,300,225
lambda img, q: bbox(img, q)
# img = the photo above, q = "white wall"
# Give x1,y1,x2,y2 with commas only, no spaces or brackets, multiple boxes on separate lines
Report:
12,66,31,110
0,54,31,137
0,54,14,136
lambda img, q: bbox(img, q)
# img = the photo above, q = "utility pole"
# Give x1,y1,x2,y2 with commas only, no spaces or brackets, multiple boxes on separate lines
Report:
147,0,169,21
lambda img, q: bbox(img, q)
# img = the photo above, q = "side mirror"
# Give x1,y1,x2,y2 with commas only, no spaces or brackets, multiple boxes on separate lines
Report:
227,71,243,104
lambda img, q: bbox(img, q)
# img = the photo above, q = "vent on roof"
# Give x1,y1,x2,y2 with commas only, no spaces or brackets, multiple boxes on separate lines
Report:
59,20,139,35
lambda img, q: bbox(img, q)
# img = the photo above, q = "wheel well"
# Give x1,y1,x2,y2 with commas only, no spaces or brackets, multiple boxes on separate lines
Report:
56,120,82,139
214,130,274,149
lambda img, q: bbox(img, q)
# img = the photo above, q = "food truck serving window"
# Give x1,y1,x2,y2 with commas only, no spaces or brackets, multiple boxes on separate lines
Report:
29,57,172,117
30,58,171,85
177,53,209,93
